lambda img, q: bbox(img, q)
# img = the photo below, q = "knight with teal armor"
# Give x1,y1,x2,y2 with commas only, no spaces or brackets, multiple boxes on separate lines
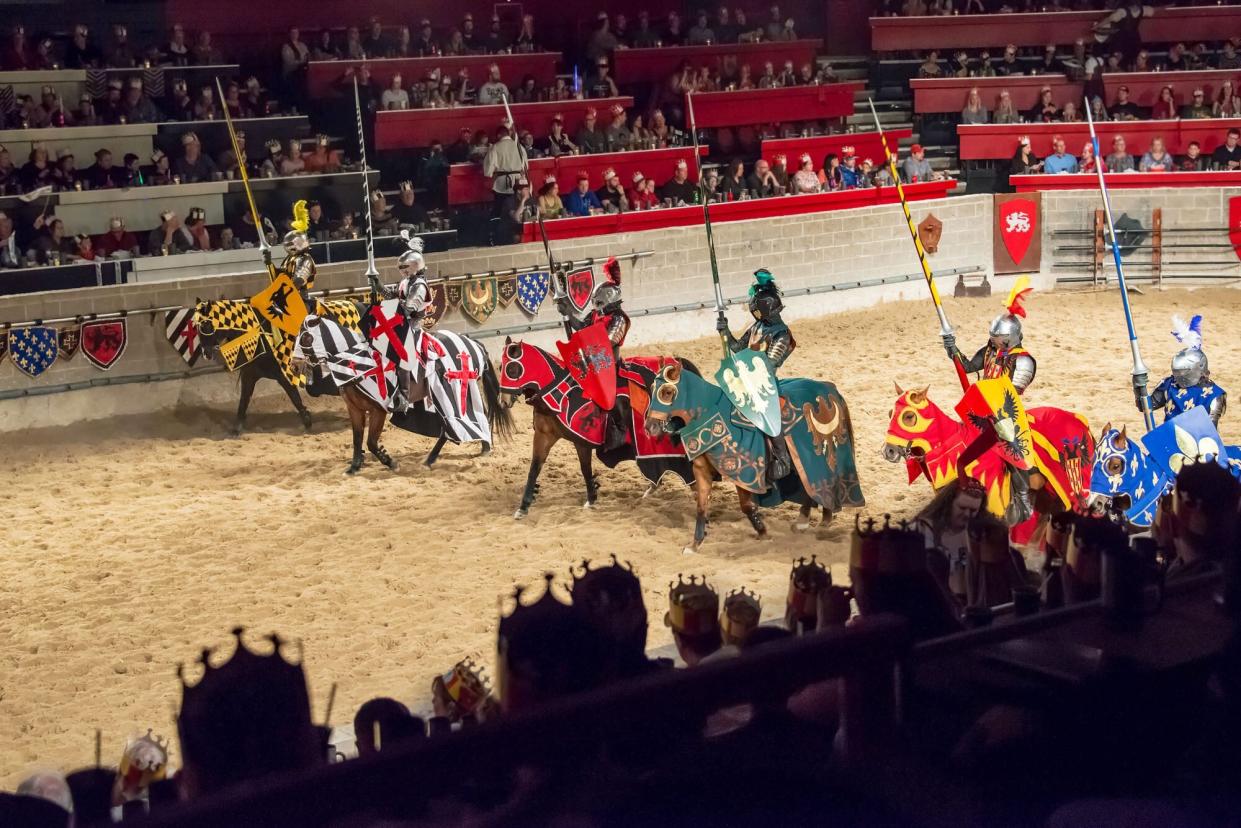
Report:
1146,314,1227,427
716,268,796,481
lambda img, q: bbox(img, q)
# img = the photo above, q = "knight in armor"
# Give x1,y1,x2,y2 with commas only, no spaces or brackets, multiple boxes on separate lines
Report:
716,268,795,483
274,199,317,310
557,256,631,451
942,275,1037,394
380,233,431,414
1147,314,1227,426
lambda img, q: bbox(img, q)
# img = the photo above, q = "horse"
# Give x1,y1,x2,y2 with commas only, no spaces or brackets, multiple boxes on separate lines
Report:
881,385,1095,534
295,313,512,474
192,297,361,434
644,362,865,554
498,338,697,519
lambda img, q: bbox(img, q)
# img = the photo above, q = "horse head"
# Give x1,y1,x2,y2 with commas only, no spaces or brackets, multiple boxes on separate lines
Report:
499,338,562,400
192,299,230,360
1089,422,1170,527
883,382,953,464
644,361,694,436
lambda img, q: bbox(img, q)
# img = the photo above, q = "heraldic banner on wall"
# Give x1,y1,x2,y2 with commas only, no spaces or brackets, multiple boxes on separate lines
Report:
993,192,1042,275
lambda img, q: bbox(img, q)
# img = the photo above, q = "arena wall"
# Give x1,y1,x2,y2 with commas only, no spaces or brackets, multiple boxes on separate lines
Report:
9,185,1236,431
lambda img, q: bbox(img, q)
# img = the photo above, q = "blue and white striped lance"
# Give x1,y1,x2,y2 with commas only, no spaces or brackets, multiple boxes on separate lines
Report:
354,77,379,279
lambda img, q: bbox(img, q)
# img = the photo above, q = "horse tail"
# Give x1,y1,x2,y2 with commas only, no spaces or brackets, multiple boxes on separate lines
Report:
482,350,514,441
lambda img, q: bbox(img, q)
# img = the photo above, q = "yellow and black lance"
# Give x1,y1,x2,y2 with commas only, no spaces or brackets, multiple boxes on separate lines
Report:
687,90,781,437
866,98,969,392
215,77,271,268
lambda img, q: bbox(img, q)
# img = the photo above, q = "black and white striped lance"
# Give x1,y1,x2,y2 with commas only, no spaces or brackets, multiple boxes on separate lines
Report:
354,78,377,267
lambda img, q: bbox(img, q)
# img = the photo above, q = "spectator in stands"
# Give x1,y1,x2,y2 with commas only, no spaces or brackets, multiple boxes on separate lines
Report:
164,79,193,122
65,23,101,69
1089,95,1108,122
0,146,13,195
96,216,141,258
38,88,72,128
483,122,526,210
747,158,778,197
904,143,942,182
1177,141,1206,172
576,108,607,154
1079,140,1102,173
736,63,755,90
1148,85,1177,121
840,151,864,189
588,59,619,100
513,75,540,104
1037,44,1061,74
217,226,240,250
281,27,311,91
1044,135,1079,174
918,50,943,79
664,11,686,45
1130,48,1151,72
281,138,307,175
0,211,21,267
124,78,163,124
243,77,271,117
944,50,969,78
993,90,1018,125
477,65,509,106
344,27,366,60
312,29,340,61
72,93,100,127
1060,100,1081,123
147,209,188,255
605,104,633,152
610,13,631,46
650,109,672,147
392,181,429,227
961,87,988,125
715,6,739,43
768,153,789,189
20,145,54,193
105,24,138,68
1218,39,1240,70
26,217,70,265
548,76,572,102
974,49,995,78
688,9,716,45
370,191,399,235
166,23,190,66
2,24,29,70
71,233,97,261
147,150,173,186
221,81,247,119
537,174,564,218
564,171,604,216
995,44,1021,76
632,11,659,47
1105,135,1135,173
513,13,538,52
445,127,472,163
735,7,762,43
302,135,342,174
542,116,578,157
1180,88,1215,119
174,133,219,184
789,153,820,194
191,30,222,65
192,84,220,121
818,153,842,191
596,168,629,213
1165,41,1190,73
302,200,331,241
756,60,777,89
50,151,78,192
1110,85,1141,120
1214,81,1240,118
380,73,410,111
362,17,389,59
466,130,490,163
1213,128,1241,171
1010,136,1042,175
1064,38,1089,80
493,173,533,242
461,14,481,53
1026,86,1059,123
629,171,658,209
777,60,797,87
859,157,877,187
767,5,797,41
412,19,436,56
660,159,698,204
482,14,508,54
714,159,739,200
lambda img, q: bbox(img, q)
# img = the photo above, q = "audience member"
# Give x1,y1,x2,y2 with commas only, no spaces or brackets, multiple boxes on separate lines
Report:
604,105,633,152
537,175,565,218
1213,81,1240,118
1110,85,1141,120
1181,88,1212,119
596,168,629,213
576,108,607,154
660,159,698,204
147,209,190,255
902,143,940,182
1105,135,1135,173
994,44,1021,76
993,90,1018,124
1044,135,1079,174
477,64,509,106
85,148,124,190
1177,141,1206,172
961,87,988,125
747,158,779,197
1011,136,1043,175
65,23,102,69
918,50,943,79
96,216,142,258
564,171,604,216
818,153,842,191
1211,128,1240,171
1026,86,1059,123
1139,137,1172,172
0,210,21,267
588,59,619,99
173,133,219,184
1080,140,1104,173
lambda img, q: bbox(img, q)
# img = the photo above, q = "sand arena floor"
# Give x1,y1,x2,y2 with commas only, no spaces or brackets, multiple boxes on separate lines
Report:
1,286,1238,783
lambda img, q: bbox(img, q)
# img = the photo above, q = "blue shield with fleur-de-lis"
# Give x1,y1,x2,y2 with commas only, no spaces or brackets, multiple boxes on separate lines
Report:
8,326,59,378
1143,406,1231,478
516,271,550,317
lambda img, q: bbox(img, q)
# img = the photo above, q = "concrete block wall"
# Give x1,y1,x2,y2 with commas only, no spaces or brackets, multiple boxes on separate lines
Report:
1038,185,1241,284
0,193,994,429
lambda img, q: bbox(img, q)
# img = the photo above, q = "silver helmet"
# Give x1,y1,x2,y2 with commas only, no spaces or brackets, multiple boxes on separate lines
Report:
592,281,621,311
283,229,309,254
397,231,425,274
1171,348,1207,388
988,313,1022,350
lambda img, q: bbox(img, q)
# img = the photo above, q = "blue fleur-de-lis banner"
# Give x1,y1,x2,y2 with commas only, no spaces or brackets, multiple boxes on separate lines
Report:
516,271,549,317
9,326,59,378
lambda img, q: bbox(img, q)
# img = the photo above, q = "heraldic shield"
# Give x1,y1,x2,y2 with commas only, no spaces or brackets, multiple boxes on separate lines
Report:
1143,405,1230,477
716,348,782,437
556,320,617,410
566,267,595,316
955,377,1034,472
250,274,309,337
998,197,1037,266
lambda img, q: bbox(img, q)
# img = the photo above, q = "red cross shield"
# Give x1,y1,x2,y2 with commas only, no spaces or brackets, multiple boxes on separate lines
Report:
557,320,617,410
998,197,1037,266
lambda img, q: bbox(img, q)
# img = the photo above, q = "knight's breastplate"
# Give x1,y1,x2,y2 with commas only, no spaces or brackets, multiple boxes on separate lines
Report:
1168,383,1221,416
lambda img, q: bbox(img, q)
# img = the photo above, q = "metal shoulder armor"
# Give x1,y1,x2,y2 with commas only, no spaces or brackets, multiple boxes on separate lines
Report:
605,310,630,346
1209,389,1227,426
767,328,794,369
1009,353,1036,393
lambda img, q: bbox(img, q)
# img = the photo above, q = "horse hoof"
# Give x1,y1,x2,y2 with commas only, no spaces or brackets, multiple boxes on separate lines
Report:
793,521,811,533
386,459,400,472
345,466,361,476
230,424,243,437
514,508,528,520
480,443,492,456
299,410,313,431
642,483,659,499
681,545,697,556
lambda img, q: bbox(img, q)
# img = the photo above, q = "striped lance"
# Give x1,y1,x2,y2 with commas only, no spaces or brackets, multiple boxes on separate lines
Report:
353,77,380,296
